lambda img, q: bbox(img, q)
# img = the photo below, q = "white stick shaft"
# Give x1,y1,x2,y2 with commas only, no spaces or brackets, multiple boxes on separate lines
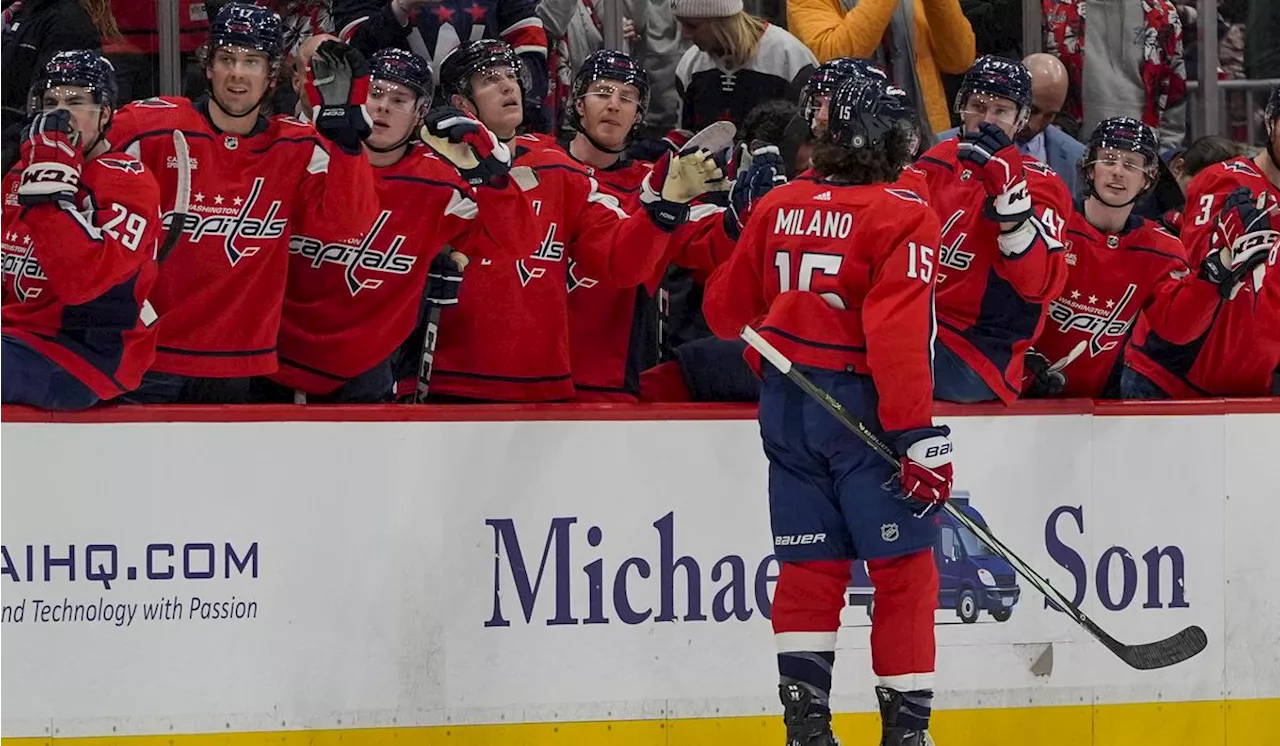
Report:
740,326,791,374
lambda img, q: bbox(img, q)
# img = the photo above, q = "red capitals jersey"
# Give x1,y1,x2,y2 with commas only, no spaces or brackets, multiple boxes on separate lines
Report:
274,144,535,394
563,150,735,400
916,139,1071,402
430,137,678,402
1038,209,1217,398
703,176,941,434
109,97,379,378
1126,157,1280,396
2,154,162,400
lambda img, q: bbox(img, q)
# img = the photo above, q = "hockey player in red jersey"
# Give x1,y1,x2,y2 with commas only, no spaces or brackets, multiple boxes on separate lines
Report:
2,52,161,410
916,55,1070,402
560,50,761,401
705,77,950,746
422,39,728,402
796,57,930,198
1123,85,1280,398
107,2,379,403
263,49,534,403
1026,118,1231,398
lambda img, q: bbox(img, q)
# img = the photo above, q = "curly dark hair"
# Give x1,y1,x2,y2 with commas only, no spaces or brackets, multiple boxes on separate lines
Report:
810,126,912,185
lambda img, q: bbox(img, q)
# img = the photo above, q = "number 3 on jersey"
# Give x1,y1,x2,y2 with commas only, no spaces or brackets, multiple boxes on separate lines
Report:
773,251,848,309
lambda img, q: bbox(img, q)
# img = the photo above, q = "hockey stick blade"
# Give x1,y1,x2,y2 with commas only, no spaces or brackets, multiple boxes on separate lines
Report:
158,130,191,262
739,325,1210,671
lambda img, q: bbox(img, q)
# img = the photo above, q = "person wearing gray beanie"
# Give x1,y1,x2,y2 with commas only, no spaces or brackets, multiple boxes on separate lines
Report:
672,0,816,132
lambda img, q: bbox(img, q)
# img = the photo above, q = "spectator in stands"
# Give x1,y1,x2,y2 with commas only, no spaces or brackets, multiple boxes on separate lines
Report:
786,0,975,140
671,0,815,132
332,0,551,132
936,52,1085,199
1043,0,1188,149
1,0,106,168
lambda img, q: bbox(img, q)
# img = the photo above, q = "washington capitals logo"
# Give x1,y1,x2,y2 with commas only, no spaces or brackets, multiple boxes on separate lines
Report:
168,177,286,266
96,157,144,175
937,209,976,279
1047,282,1140,356
289,210,416,295
1,233,46,302
1223,160,1259,176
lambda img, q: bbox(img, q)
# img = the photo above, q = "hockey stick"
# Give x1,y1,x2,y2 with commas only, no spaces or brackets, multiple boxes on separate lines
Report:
158,130,191,262
413,303,443,404
740,326,1208,671
413,246,465,404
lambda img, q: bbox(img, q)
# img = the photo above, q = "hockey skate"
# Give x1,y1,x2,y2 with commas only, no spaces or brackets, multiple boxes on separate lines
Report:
875,686,935,746
780,683,840,746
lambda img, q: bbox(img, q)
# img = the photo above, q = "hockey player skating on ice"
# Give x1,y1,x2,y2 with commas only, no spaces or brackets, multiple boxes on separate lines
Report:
264,48,535,403
1025,118,1228,398
2,51,162,410
1122,85,1280,398
704,76,952,746
916,55,1070,403
108,2,379,403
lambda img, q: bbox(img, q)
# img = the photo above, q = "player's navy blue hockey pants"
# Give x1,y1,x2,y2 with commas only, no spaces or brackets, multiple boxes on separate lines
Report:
932,342,997,403
759,364,940,564
1,335,99,410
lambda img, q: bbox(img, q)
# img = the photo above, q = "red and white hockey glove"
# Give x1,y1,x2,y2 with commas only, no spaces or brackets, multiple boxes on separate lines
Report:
958,122,1033,225
892,427,954,517
306,40,373,155
420,107,513,188
18,109,82,208
1199,186,1279,299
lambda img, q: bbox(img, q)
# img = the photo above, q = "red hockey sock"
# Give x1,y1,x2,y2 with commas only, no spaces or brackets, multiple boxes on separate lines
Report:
867,549,939,691
639,361,693,402
771,560,852,713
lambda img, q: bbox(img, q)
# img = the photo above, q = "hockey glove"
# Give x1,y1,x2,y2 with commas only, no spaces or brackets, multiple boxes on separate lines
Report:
1021,348,1067,398
725,141,787,240
892,427,954,517
306,40,373,155
420,107,513,188
1198,187,1279,299
17,109,82,208
424,249,466,307
641,148,731,232
958,121,1033,225
660,128,693,154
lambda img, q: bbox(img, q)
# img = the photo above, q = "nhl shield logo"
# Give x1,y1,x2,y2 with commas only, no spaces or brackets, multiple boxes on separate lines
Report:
224,136,239,150
881,523,900,542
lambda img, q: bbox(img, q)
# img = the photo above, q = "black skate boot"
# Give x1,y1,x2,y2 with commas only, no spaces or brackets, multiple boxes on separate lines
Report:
875,686,935,746
780,682,839,746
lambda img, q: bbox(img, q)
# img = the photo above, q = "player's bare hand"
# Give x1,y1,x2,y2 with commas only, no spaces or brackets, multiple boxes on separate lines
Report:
622,18,638,41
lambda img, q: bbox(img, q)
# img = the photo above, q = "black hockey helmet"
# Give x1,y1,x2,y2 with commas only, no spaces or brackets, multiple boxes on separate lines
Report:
1081,117,1160,207
567,49,650,135
206,2,284,64
370,48,434,109
827,76,914,151
799,57,887,125
438,39,530,102
955,54,1032,126
26,49,119,114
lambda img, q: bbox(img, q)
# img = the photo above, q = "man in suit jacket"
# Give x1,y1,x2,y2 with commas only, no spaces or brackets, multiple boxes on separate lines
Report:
935,52,1086,200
